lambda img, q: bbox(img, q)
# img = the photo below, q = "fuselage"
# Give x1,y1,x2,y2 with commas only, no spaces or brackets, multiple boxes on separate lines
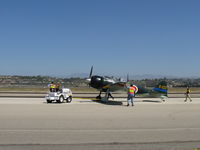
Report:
90,76,116,92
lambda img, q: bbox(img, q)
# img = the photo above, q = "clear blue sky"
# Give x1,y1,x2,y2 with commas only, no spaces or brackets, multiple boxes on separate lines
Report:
0,0,200,77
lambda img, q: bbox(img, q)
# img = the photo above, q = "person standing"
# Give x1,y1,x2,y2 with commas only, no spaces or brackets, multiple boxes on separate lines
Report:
48,81,56,92
56,82,61,92
184,87,192,102
127,84,138,106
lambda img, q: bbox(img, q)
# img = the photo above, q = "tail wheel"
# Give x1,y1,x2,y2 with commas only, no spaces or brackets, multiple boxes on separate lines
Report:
67,96,72,103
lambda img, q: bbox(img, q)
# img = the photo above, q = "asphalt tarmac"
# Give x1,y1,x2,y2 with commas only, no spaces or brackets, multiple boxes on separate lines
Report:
0,97,200,150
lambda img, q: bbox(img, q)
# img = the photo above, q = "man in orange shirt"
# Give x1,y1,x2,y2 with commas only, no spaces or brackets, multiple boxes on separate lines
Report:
127,84,138,106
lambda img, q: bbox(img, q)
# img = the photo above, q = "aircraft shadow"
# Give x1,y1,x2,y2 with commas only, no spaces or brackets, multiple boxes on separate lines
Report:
92,99,123,106
43,102,67,104
142,100,162,103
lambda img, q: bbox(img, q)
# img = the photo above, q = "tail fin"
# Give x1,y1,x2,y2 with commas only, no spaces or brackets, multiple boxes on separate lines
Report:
153,81,168,95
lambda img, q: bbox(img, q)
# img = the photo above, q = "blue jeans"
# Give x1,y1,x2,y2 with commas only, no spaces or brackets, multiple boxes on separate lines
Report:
127,94,134,105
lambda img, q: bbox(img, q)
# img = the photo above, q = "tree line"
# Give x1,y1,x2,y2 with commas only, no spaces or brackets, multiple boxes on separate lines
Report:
0,75,200,88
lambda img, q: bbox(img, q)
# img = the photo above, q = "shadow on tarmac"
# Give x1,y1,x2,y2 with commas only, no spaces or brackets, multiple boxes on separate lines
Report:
92,99,123,106
142,100,162,103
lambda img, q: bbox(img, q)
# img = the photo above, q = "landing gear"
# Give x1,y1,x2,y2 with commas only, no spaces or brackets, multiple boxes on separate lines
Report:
108,92,114,100
100,90,114,103
160,95,168,102
96,91,102,99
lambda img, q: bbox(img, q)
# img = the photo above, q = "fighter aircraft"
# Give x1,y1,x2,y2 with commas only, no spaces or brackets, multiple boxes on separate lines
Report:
87,66,168,102
86,66,127,101
135,81,168,101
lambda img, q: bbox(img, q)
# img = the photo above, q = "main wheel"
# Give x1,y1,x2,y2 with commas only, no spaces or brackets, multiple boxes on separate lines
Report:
96,95,101,99
67,96,72,103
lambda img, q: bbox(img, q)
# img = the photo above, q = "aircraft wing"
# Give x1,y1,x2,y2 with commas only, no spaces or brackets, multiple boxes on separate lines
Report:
102,82,127,92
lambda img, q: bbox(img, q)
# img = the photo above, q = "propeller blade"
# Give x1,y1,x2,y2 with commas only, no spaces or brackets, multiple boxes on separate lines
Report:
86,66,93,87
127,74,129,82
89,66,93,78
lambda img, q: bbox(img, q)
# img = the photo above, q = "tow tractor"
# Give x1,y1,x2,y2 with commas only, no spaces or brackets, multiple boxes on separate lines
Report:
45,88,72,103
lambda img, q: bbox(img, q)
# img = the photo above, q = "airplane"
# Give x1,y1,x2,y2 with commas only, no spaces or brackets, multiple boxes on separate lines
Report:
135,81,168,101
87,66,168,102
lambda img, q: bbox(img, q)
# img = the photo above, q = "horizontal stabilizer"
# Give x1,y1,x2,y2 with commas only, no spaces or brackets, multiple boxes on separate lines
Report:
153,88,167,93
153,81,168,94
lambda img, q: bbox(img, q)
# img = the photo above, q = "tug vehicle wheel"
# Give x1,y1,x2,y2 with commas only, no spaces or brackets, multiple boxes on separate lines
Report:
67,96,72,103
57,96,64,103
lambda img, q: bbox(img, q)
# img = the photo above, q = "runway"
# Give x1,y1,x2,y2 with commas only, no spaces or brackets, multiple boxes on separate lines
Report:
0,97,200,150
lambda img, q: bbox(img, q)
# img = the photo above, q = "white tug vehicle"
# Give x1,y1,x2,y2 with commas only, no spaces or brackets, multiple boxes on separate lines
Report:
45,88,72,103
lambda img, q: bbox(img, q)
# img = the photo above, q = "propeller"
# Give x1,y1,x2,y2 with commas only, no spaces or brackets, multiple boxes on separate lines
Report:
86,66,93,83
127,73,129,82
89,66,93,79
